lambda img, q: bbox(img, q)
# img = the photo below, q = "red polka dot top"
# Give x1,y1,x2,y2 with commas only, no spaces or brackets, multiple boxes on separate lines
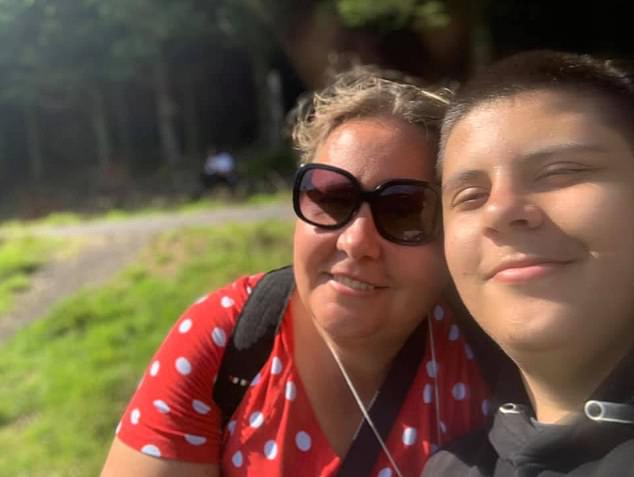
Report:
117,273,491,476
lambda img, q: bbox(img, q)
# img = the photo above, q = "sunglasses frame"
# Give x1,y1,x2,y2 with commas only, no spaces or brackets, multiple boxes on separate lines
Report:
292,163,441,246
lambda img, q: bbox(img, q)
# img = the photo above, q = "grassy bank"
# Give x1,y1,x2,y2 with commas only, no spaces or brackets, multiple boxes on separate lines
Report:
0,220,293,477
0,234,64,315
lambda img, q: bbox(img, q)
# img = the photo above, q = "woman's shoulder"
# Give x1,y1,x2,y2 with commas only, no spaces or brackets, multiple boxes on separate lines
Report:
114,271,269,465
193,273,266,316
174,272,266,335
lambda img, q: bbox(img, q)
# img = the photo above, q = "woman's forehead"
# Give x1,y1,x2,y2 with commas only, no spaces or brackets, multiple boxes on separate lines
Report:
314,116,437,181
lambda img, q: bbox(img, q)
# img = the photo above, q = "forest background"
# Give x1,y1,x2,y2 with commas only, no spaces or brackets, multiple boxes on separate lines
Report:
0,0,630,219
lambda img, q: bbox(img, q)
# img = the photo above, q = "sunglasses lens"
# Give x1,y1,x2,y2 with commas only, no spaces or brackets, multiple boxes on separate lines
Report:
373,184,438,243
296,167,358,227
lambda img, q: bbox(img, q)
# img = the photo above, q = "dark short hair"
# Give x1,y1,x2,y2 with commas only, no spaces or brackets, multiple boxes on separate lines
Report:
439,50,634,169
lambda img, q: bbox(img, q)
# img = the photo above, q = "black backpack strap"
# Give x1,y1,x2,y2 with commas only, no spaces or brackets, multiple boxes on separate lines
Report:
338,321,427,477
213,265,295,424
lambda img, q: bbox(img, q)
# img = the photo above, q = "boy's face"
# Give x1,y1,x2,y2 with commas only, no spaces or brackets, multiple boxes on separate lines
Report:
441,90,634,357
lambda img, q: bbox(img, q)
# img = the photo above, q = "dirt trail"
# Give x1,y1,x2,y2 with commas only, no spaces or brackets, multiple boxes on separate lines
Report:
0,203,293,342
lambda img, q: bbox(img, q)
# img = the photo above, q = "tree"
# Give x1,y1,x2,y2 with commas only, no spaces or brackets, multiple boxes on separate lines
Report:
0,0,122,177
94,0,224,166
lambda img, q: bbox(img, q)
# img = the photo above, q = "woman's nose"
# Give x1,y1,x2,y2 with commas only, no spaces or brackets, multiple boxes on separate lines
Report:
336,203,382,260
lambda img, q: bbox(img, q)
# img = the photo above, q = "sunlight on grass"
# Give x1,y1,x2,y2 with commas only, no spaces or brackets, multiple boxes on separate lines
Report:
0,234,64,315
0,220,293,477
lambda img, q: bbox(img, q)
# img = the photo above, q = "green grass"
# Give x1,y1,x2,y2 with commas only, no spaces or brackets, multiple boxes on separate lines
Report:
0,234,64,314
0,220,293,477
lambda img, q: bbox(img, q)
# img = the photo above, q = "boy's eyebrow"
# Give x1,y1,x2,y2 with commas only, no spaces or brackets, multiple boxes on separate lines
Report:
441,170,483,194
520,143,607,161
441,143,607,194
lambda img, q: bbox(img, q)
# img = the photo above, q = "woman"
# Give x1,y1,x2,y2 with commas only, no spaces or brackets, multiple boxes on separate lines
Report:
101,66,489,477
424,50,634,475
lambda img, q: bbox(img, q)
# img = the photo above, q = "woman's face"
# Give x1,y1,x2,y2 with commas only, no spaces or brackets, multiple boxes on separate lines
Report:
442,91,634,357
293,116,448,342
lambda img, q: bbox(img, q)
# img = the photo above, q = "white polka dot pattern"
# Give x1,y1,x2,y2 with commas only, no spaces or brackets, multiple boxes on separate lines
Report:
178,318,193,333
141,444,161,457
271,356,283,375
296,431,312,451
285,381,296,401
378,468,393,477
175,357,192,375
212,327,227,347
114,274,491,475
153,400,170,414
423,383,433,404
227,420,237,435
130,408,140,425
249,411,264,428
149,361,160,377
452,383,467,401
402,427,417,446
192,399,211,415
232,450,243,467
426,360,438,378
433,305,444,320
264,440,278,460
185,434,207,446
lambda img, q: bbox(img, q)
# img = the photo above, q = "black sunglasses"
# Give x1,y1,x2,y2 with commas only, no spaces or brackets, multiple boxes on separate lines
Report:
292,163,440,245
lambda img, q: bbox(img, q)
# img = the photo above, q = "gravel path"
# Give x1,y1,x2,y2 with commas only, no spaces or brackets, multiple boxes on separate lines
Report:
0,203,293,342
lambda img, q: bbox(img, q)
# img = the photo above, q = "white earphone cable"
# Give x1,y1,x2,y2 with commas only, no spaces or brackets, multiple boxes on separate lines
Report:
317,325,406,477
315,314,442,477
427,316,443,448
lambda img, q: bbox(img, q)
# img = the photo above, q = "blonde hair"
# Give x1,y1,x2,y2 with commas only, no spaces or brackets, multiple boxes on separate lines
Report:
291,65,451,164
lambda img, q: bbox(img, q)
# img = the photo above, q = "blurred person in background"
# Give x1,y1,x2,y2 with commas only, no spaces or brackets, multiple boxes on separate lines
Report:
193,146,239,199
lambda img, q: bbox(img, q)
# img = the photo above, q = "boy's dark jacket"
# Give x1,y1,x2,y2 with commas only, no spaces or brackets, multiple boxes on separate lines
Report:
423,350,634,476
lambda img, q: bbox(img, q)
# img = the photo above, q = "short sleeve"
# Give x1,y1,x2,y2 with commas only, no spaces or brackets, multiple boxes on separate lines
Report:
116,273,263,463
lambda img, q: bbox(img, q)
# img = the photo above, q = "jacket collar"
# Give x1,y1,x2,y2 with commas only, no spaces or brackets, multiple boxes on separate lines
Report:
488,348,634,467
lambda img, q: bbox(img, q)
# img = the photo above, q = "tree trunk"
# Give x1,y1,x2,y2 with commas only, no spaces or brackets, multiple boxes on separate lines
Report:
153,56,181,165
181,77,200,160
22,104,44,181
0,129,6,180
113,83,133,163
90,88,112,171
461,0,492,73
266,69,283,147
250,52,272,147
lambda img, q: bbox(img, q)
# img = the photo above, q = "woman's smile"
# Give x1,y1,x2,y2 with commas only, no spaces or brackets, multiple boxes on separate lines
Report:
330,274,379,292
